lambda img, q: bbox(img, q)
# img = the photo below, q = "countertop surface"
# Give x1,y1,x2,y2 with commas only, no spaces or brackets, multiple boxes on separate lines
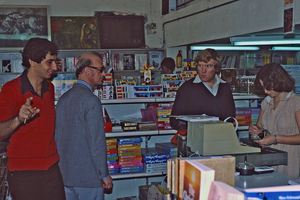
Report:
235,172,290,190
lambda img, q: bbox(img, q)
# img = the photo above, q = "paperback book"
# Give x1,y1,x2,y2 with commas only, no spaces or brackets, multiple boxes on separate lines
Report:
182,160,215,200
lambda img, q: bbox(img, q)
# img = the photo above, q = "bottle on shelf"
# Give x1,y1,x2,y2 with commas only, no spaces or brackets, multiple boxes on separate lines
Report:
176,50,182,68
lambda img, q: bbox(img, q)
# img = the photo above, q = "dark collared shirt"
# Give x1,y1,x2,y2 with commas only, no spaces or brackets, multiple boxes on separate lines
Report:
20,70,49,97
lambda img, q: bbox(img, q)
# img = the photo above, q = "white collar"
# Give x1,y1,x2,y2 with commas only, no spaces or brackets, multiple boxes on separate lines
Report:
265,91,293,103
193,74,226,84
193,74,226,96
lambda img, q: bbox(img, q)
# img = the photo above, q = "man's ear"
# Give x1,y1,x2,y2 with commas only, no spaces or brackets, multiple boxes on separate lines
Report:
83,66,91,76
29,59,37,67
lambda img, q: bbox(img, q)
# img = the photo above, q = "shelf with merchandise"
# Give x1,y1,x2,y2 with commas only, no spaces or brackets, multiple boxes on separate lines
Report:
105,129,177,138
111,171,166,180
101,94,262,104
101,97,175,104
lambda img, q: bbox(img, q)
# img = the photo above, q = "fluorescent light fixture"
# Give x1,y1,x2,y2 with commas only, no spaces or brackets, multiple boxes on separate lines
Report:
190,46,260,51
231,36,300,46
234,39,300,45
272,46,300,51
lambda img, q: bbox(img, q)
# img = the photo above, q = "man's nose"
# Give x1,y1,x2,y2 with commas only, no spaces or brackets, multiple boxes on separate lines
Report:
201,66,208,72
52,61,58,71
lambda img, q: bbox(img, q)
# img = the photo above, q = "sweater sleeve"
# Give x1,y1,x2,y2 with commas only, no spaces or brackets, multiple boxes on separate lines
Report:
220,84,236,120
170,83,188,130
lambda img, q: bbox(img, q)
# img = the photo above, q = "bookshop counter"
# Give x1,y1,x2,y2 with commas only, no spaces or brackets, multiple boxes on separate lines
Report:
235,172,290,190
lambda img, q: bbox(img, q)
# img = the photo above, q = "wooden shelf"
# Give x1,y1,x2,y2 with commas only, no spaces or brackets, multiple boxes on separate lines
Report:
101,95,261,104
111,171,166,180
101,97,175,104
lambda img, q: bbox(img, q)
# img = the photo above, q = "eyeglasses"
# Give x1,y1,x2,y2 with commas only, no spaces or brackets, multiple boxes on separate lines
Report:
87,65,105,73
196,64,215,69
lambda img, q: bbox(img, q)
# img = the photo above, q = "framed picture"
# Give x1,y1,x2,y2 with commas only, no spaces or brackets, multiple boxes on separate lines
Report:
51,16,99,49
95,12,145,49
0,6,50,49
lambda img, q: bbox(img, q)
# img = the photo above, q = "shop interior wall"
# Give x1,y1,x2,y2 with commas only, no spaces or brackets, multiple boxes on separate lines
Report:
0,0,164,48
163,0,300,47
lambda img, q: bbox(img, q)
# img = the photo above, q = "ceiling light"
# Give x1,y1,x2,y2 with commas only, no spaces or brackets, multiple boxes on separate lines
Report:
190,46,260,51
231,36,300,46
272,46,300,51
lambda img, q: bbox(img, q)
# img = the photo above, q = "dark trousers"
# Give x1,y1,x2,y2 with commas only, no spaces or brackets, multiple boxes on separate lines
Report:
8,163,66,200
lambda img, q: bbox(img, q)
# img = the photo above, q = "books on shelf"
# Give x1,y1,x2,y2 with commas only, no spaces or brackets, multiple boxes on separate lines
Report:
178,156,235,199
65,57,79,72
123,54,135,70
148,51,163,70
1,59,23,73
135,53,148,71
167,156,236,199
220,55,237,69
281,65,300,94
182,160,215,200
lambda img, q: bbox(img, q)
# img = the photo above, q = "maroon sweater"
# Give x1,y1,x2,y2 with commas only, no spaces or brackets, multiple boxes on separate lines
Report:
170,78,236,130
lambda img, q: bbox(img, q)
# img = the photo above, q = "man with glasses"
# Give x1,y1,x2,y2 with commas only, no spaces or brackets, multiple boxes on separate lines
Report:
0,38,66,200
55,52,113,200
170,48,236,132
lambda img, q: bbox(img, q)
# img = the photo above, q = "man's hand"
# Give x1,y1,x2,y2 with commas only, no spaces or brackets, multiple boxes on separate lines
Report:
18,97,40,124
103,176,113,189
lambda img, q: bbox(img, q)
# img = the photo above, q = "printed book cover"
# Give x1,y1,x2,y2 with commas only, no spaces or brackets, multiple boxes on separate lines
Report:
123,54,135,70
182,160,215,200
208,181,244,200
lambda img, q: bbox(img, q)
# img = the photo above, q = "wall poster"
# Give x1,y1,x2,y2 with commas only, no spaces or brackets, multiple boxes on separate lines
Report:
51,16,99,49
0,6,50,49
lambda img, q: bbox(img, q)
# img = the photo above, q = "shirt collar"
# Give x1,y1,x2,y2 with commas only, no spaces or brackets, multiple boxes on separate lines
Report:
265,91,293,103
21,70,49,97
193,74,225,96
77,80,93,92
193,74,225,84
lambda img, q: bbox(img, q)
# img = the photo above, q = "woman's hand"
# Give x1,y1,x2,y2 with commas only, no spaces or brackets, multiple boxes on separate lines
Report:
254,135,276,146
249,124,263,136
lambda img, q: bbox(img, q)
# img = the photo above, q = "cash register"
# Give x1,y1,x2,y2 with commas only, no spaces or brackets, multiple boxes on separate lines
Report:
173,115,287,167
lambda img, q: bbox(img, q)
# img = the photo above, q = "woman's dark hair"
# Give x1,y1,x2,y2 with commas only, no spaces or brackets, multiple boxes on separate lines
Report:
161,57,175,74
194,48,221,73
22,38,58,68
254,63,295,95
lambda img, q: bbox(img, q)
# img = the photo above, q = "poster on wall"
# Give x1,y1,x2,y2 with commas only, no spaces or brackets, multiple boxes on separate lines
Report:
51,17,99,49
0,6,50,49
283,0,294,34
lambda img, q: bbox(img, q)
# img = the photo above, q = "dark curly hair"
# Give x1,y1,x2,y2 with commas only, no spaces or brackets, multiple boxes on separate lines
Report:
254,63,295,95
161,57,175,74
22,38,58,69
194,48,221,73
